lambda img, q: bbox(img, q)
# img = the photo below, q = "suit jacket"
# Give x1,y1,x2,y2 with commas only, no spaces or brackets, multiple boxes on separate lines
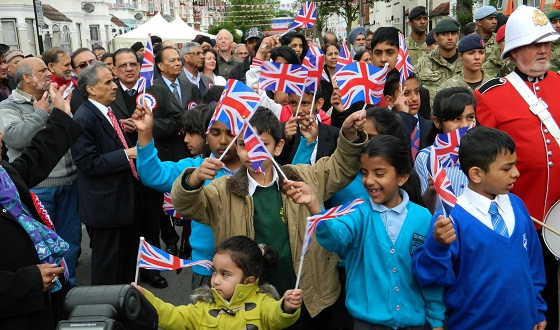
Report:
154,76,202,111
178,68,213,95
277,121,340,165
110,81,187,161
0,108,81,329
399,112,432,151
70,90,84,114
71,100,137,228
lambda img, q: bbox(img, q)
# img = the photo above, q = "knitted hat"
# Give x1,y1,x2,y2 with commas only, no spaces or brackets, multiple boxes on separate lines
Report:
5,49,24,63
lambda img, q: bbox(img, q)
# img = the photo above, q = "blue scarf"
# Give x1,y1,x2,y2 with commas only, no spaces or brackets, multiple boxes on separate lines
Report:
0,165,68,292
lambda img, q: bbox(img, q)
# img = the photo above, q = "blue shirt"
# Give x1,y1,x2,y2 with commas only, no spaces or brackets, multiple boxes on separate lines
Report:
161,76,182,105
369,189,409,244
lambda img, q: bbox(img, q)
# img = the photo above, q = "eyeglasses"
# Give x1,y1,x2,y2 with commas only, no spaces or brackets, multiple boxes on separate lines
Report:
235,52,249,56
77,59,95,69
116,62,139,69
186,51,204,56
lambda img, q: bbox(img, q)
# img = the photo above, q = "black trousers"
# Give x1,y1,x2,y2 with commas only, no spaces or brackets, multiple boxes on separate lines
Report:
138,185,164,279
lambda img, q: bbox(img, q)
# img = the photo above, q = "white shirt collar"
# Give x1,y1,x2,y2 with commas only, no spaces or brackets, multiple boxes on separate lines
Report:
461,185,508,215
119,79,141,92
247,166,280,196
88,98,113,127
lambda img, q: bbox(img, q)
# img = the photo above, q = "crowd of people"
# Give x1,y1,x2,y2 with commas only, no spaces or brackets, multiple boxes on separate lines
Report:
1,3,560,330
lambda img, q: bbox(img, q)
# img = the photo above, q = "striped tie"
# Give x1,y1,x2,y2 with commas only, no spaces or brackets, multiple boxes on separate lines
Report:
410,124,420,160
107,108,139,180
489,202,509,237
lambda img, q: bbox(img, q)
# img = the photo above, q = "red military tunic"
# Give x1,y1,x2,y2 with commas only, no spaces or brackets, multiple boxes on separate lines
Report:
475,72,560,225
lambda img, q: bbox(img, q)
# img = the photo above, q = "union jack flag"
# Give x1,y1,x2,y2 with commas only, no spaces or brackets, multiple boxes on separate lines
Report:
427,125,472,216
432,126,471,168
301,199,364,255
139,239,213,271
206,79,260,136
139,35,154,90
289,1,316,30
243,122,271,173
259,62,308,96
306,45,330,82
335,41,353,74
302,53,325,93
333,62,389,109
395,33,414,85
163,192,186,220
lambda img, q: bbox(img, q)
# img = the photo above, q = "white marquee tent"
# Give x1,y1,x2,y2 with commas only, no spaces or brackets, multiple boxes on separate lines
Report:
112,13,214,48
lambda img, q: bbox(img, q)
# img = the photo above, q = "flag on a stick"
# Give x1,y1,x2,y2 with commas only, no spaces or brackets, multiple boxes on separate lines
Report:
259,62,308,96
243,123,271,173
139,36,154,91
289,1,316,29
395,32,414,85
333,62,389,109
138,238,212,271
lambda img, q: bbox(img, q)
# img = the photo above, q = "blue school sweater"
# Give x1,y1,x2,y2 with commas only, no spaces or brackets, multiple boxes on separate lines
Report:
315,198,445,328
411,194,546,329
137,139,234,276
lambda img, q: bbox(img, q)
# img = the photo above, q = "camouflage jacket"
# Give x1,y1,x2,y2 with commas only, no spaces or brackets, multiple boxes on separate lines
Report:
415,48,463,106
438,71,494,93
551,40,560,64
406,35,428,67
483,33,503,70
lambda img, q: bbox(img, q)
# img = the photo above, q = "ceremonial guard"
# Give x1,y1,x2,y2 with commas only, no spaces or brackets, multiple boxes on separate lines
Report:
475,6,560,329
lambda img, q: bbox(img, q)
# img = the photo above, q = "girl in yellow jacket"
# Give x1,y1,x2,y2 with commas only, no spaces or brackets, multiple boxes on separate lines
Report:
133,236,302,330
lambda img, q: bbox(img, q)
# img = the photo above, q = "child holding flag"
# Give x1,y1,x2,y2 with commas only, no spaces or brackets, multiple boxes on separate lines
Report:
133,236,302,330
169,107,368,326
413,87,475,213
309,135,445,329
412,127,546,329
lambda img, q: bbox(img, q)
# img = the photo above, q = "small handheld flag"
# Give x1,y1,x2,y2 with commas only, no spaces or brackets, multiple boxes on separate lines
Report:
206,79,260,136
289,1,317,30
243,123,271,173
294,199,364,288
163,192,186,220
259,62,308,96
302,53,325,93
333,62,389,109
136,237,212,282
395,32,414,85
335,41,353,74
139,36,154,90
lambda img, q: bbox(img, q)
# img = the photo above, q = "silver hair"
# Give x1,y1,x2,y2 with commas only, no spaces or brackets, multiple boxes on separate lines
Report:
180,42,201,65
217,29,234,41
15,62,33,89
77,61,107,99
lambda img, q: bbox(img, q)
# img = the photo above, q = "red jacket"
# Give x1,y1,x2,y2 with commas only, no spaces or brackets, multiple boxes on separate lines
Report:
475,72,560,225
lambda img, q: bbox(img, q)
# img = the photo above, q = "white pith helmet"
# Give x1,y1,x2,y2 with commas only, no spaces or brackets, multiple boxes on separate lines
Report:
502,5,560,59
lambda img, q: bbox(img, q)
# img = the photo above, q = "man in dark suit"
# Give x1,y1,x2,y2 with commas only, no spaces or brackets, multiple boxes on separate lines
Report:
69,48,96,114
178,42,212,96
154,46,201,112
153,46,201,255
71,62,140,286
107,48,184,288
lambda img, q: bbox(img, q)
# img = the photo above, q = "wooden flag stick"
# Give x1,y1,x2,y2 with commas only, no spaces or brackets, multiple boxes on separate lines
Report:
134,236,144,284
294,217,310,289
531,216,560,237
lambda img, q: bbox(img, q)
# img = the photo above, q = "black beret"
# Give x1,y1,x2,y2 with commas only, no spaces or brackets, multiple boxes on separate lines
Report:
408,6,428,20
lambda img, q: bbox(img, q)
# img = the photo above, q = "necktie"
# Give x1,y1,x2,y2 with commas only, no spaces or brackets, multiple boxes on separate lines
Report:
171,82,181,104
107,108,139,180
126,89,136,97
410,124,420,160
489,201,509,237
198,79,206,95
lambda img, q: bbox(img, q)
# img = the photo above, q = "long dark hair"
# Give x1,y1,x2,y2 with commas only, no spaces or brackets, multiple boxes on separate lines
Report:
215,236,279,279
361,135,423,206
428,87,476,143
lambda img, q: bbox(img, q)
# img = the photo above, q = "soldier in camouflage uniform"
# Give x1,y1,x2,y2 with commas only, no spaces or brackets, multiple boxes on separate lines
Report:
546,10,560,63
416,18,463,106
474,6,504,77
482,24,506,77
439,34,494,93
406,6,429,66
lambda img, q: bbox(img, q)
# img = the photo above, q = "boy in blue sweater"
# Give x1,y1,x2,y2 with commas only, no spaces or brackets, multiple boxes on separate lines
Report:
412,126,547,330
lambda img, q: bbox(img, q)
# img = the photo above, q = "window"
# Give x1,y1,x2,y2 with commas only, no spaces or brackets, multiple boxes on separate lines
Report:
61,25,71,53
1,19,19,49
105,25,110,50
26,19,36,55
76,23,83,48
90,25,99,43
523,0,538,6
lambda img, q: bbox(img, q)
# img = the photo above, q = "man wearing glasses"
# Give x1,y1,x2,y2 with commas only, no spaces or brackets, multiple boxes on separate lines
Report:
178,42,212,96
69,48,97,114
107,48,183,289
234,44,249,61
